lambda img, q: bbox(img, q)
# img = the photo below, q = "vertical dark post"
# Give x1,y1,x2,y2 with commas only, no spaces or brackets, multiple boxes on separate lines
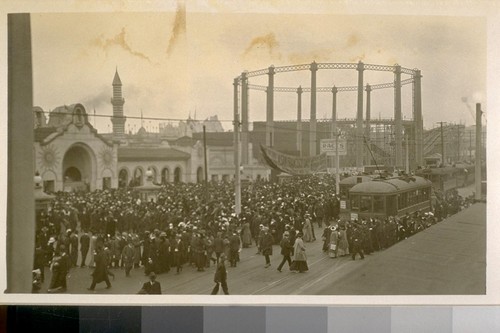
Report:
440,122,445,166
7,13,35,293
297,86,303,156
413,70,423,166
394,65,403,168
266,66,275,147
310,61,318,156
356,61,364,168
475,104,482,201
469,130,472,161
203,125,208,200
365,84,371,165
457,124,461,162
233,78,241,215
241,72,249,165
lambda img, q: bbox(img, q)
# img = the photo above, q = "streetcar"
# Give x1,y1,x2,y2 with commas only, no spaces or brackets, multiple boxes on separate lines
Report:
338,175,378,220
347,176,432,220
415,164,474,194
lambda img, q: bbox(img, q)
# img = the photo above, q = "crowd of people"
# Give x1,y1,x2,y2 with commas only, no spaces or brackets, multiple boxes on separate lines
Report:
32,174,472,293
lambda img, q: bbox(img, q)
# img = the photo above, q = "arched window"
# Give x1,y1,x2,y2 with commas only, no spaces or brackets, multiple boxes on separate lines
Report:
161,167,169,184
174,167,182,183
132,167,143,186
197,167,204,183
119,169,128,188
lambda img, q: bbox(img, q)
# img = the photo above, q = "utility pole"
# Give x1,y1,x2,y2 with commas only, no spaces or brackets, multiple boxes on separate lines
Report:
405,131,409,174
203,125,208,201
469,129,472,161
437,121,446,166
233,78,241,216
475,104,482,201
457,124,461,162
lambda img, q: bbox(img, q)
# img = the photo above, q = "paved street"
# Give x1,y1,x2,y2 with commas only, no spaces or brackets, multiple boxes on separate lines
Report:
37,202,485,296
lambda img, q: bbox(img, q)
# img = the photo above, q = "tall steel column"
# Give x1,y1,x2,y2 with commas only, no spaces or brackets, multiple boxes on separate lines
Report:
365,84,372,165
266,66,275,147
331,86,338,138
240,71,249,165
309,61,318,156
297,86,303,156
7,13,35,293
413,69,423,166
394,65,403,168
233,78,241,215
356,61,364,168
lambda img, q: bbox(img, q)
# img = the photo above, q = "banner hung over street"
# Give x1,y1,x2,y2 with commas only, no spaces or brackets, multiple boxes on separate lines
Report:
260,145,328,175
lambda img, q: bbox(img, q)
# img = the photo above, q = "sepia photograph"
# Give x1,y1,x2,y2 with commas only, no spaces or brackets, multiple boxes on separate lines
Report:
1,0,497,303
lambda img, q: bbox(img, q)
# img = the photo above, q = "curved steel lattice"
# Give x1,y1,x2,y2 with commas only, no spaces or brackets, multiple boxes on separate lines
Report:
247,77,415,93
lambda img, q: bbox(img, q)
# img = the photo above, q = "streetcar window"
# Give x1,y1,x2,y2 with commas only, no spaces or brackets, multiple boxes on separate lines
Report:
360,196,371,213
387,195,397,215
373,196,384,213
398,193,408,209
350,195,359,211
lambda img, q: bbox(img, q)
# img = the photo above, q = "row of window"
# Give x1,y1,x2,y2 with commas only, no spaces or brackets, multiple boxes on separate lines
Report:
350,187,431,214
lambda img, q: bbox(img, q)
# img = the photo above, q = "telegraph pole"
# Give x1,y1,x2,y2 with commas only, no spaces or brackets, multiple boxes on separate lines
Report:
203,125,208,201
233,78,241,215
475,104,482,201
457,124,461,162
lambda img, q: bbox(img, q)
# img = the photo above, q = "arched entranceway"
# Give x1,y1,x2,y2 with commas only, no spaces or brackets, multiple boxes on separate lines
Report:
132,167,144,186
197,167,203,183
174,167,182,183
62,143,95,192
161,167,169,184
118,169,128,188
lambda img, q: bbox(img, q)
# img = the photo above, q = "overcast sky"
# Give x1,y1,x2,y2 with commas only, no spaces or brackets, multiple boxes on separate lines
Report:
30,8,486,133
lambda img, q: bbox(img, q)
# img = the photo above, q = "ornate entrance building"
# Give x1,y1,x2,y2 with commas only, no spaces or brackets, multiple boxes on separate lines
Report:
34,103,118,192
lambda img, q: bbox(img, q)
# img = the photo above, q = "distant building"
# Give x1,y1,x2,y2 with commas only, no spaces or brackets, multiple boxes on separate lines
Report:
33,70,216,192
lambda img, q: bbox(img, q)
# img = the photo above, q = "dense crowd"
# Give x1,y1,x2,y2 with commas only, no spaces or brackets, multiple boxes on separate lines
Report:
31,175,471,293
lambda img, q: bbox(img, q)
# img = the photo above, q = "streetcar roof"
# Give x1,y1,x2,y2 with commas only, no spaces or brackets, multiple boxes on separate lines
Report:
349,176,431,194
339,175,377,185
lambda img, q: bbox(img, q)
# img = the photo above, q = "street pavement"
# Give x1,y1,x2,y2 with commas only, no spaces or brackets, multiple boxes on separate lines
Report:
38,203,486,295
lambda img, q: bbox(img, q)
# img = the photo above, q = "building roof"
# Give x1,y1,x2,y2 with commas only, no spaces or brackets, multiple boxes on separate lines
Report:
118,147,190,162
34,127,57,142
192,131,234,147
350,176,431,194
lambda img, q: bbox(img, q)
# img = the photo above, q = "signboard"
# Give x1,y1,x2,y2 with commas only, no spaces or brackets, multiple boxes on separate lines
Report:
350,212,358,221
340,200,346,209
320,138,347,156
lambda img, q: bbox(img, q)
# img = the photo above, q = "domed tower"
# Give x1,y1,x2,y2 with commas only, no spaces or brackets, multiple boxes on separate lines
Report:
111,68,126,137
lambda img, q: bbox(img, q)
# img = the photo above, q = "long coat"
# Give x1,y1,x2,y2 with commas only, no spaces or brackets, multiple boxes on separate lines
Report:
293,238,307,262
91,251,109,284
261,233,274,256
302,219,313,242
241,222,252,246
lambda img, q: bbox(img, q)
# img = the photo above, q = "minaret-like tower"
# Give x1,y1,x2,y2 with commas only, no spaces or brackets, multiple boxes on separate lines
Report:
111,68,126,137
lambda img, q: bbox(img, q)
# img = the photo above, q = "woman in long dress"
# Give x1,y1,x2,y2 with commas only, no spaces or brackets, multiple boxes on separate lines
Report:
290,233,308,273
241,221,252,248
302,216,313,243
337,225,350,257
328,226,339,258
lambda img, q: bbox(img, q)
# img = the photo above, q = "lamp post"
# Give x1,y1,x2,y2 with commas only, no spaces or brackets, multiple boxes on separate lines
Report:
335,130,342,196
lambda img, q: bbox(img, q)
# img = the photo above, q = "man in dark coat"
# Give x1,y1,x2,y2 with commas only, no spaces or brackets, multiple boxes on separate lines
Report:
350,226,365,261
277,231,293,272
228,231,241,267
211,254,229,295
261,227,274,268
80,230,90,267
213,232,224,264
69,230,79,267
88,246,112,291
139,272,162,294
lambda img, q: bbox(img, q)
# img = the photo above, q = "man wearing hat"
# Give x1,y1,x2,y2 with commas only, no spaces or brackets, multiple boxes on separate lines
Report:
277,231,293,272
139,272,162,295
261,227,274,268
